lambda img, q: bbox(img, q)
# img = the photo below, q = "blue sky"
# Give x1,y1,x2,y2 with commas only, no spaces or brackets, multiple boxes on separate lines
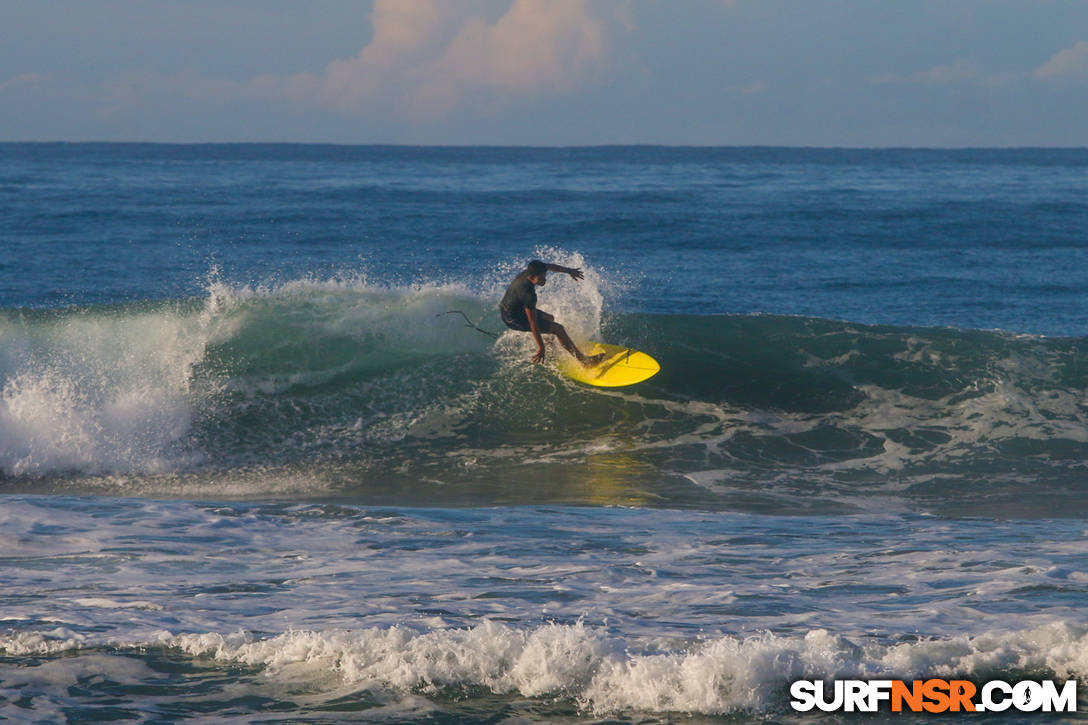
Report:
3,0,1087,146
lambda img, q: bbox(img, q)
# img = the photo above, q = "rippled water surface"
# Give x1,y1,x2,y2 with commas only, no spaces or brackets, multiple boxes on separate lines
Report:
2,144,1087,721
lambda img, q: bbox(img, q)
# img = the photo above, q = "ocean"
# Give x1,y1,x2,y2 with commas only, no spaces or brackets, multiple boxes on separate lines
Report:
1,143,1087,722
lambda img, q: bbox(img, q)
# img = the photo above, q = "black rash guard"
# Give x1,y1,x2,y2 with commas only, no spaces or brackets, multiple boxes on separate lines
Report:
499,272,554,333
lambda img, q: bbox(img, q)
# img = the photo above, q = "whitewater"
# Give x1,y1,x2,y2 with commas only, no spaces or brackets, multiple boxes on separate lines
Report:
1,144,1087,722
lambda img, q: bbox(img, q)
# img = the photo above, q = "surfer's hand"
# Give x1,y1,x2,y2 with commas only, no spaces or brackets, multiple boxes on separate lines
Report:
568,268,584,281
532,347,546,364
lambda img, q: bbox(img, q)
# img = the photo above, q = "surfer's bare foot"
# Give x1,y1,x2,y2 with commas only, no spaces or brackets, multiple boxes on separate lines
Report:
581,352,608,367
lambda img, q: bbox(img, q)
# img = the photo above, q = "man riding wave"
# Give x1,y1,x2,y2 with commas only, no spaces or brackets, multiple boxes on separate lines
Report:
499,260,604,366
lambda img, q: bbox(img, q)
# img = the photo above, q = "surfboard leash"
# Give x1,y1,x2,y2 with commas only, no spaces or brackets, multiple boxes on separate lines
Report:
439,310,500,339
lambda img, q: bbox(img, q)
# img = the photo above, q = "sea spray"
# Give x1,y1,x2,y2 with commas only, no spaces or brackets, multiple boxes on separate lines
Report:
0,304,213,475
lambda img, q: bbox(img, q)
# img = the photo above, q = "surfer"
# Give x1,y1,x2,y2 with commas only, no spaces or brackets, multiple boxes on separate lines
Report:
500,260,604,366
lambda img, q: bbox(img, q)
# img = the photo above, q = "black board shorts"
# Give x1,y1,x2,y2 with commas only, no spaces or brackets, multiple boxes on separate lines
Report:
501,307,555,334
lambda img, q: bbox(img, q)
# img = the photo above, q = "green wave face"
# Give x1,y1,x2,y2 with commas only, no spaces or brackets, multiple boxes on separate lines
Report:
2,286,1086,516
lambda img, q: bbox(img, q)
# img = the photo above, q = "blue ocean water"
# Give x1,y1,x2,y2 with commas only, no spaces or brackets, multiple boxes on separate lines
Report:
1,144,1087,722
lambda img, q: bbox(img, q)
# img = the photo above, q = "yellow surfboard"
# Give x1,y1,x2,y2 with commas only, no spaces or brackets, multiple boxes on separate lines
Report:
558,343,661,388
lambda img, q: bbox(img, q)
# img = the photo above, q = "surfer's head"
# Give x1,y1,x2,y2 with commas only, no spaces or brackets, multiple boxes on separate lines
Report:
526,259,547,285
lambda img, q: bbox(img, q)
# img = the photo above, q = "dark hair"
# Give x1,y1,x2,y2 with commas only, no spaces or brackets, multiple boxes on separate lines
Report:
526,260,547,276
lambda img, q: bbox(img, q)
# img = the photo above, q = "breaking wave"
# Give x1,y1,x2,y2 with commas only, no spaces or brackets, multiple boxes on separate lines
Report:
1,265,1086,515
4,621,1086,716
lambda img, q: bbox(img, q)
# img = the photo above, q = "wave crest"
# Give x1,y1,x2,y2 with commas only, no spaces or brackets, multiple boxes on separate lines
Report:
7,621,1086,716
3,271,1087,517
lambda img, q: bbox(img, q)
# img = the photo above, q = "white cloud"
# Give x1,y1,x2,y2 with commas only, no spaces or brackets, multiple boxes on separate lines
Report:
1035,40,1088,80
104,70,240,103
872,58,981,86
90,1,627,121
0,73,44,94
254,0,626,116
871,44,1088,91
442,1,607,92
871,58,1022,89
913,58,981,85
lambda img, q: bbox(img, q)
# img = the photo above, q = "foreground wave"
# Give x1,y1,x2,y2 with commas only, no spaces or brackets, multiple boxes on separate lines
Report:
4,622,1086,718
2,496,1085,720
2,276,1086,515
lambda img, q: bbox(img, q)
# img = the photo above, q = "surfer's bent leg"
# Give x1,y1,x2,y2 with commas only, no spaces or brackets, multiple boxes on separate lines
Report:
537,312,597,365
551,323,583,361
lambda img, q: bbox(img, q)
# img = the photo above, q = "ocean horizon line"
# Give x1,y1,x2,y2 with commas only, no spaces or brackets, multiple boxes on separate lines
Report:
3,140,1088,152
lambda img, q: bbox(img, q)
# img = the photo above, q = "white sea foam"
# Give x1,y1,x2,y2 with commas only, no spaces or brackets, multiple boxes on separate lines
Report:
71,598,163,611
0,628,94,656
5,621,1086,716
2,498,1087,717
0,305,214,476
0,271,516,478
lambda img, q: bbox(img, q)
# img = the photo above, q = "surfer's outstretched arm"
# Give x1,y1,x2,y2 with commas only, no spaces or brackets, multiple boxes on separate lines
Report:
544,263,584,281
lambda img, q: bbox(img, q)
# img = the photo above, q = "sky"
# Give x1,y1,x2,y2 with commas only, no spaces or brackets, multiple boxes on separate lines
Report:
2,0,1088,146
